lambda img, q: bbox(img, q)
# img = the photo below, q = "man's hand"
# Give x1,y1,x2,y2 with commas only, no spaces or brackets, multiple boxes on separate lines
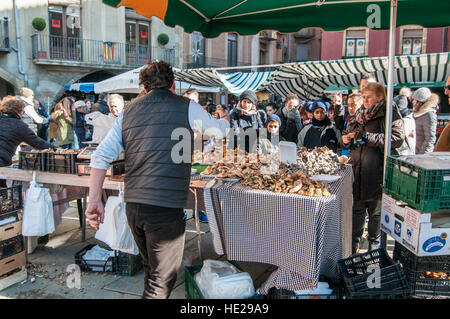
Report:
333,93,342,105
85,200,104,231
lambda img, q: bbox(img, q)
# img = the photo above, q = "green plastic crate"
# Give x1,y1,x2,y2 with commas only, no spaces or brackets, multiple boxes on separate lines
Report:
113,251,142,276
184,261,263,299
384,156,450,212
191,164,211,174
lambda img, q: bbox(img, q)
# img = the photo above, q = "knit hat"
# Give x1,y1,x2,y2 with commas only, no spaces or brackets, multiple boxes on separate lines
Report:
239,90,258,105
74,100,86,109
20,88,34,98
267,114,282,127
311,100,328,113
304,101,314,113
412,87,432,103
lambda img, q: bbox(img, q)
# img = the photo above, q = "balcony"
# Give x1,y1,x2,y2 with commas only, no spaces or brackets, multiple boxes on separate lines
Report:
31,34,175,69
0,17,10,53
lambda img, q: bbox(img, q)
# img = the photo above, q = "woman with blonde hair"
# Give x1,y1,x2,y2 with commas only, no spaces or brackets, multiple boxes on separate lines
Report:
341,82,405,254
51,97,77,149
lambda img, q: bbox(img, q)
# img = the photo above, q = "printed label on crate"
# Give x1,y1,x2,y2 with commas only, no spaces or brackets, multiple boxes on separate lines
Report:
422,234,447,253
405,209,420,229
382,194,395,214
394,220,402,237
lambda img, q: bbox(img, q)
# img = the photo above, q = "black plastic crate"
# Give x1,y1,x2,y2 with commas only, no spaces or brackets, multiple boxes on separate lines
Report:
0,185,22,215
47,152,77,174
393,242,450,297
113,251,142,276
337,248,409,299
393,242,450,272
18,151,47,171
75,244,114,273
0,235,24,260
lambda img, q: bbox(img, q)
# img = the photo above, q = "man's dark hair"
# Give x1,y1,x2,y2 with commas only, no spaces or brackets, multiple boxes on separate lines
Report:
139,61,174,91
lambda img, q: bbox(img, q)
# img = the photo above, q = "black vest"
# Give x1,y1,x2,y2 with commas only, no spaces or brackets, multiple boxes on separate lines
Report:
122,89,193,208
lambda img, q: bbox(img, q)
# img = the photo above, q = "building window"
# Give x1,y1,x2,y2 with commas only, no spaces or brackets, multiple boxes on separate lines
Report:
192,31,205,67
401,29,423,55
344,29,366,57
48,5,82,60
125,19,151,65
227,33,238,67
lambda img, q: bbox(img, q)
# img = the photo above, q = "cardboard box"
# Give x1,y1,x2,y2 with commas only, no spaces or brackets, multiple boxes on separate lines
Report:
381,193,450,256
0,266,27,291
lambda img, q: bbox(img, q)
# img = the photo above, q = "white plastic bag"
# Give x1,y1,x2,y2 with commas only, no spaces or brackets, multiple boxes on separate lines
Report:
22,172,55,236
194,259,255,299
95,183,139,255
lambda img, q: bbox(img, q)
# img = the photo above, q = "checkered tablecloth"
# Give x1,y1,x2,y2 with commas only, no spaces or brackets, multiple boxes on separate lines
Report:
203,165,353,295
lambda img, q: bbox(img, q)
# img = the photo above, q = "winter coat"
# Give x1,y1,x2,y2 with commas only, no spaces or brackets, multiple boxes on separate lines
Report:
18,96,47,134
228,107,263,152
91,100,109,115
275,107,303,143
51,109,76,147
0,113,54,167
344,100,405,202
297,118,341,153
413,94,438,155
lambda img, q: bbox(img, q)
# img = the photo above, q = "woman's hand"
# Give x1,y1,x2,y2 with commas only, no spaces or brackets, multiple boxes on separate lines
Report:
342,132,356,144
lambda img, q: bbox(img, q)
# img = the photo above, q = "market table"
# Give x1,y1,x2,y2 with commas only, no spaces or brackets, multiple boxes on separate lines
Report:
203,165,353,294
0,167,209,256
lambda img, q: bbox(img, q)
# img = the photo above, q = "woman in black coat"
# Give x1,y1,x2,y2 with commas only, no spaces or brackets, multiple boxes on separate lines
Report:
341,83,405,254
228,90,263,152
0,96,55,187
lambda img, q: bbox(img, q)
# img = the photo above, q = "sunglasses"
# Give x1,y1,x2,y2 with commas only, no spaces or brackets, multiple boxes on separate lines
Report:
445,85,450,90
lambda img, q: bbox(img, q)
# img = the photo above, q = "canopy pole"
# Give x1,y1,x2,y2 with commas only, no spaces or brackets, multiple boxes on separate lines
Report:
382,0,398,250
383,0,397,171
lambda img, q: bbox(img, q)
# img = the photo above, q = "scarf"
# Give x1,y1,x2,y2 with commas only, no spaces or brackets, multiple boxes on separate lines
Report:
312,117,331,128
345,99,385,134
236,101,258,116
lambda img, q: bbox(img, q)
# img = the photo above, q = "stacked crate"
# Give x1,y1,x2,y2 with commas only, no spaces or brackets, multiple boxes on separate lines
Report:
382,153,450,298
0,185,27,291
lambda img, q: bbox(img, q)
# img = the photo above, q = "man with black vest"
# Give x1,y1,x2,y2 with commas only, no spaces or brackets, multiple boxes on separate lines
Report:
85,61,230,299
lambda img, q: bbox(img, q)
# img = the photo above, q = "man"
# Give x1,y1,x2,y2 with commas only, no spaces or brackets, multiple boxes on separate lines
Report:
91,93,110,115
434,76,450,152
184,88,199,104
18,88,49,135
85,94,124,144
85,61,229,299
359,73,377,91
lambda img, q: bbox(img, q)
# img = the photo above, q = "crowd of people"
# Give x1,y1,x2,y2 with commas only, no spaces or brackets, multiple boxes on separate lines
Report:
1,59,449,299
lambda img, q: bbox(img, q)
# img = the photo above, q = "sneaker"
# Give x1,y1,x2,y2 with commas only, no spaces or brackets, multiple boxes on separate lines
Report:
198,210,208,223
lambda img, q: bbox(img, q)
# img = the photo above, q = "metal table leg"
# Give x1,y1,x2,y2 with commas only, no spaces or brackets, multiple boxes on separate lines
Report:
189,187,204,260
81,190,87,242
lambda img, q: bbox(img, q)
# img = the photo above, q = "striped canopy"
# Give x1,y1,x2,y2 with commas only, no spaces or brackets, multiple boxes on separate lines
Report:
261,52,450,99
174,69,272,95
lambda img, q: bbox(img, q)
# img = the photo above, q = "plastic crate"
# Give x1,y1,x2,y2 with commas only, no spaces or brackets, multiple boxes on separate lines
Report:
337,248,409,299
184,261,264,299
0,210,21,227
384,156,450,212
18,151,47,171
0,185,22,215
393,242,450,297
47,152,77,174
113,251,142,276
0,235,24,261
74,244,114,273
